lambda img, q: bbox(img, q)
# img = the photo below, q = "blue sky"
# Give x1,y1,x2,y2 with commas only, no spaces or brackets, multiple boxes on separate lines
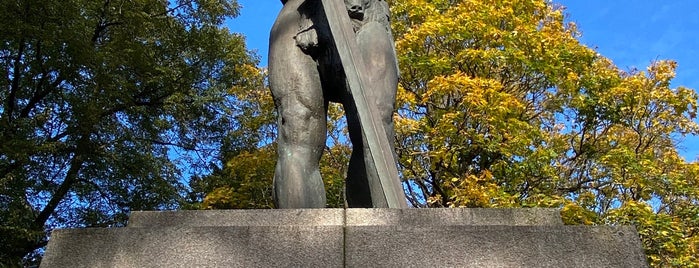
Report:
226,0,699,161
558,1,699,160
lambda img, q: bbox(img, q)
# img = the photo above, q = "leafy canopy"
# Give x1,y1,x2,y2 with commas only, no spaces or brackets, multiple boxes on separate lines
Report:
0,0,257,265
196,1,699,265
389,0,698,266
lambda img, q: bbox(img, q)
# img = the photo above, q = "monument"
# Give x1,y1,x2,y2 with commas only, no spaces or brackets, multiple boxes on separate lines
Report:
41,209,649,267
39,2,649,267
269,0,407,208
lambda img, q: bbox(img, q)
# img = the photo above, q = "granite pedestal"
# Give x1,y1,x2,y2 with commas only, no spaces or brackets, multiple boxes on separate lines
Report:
41,208,648,267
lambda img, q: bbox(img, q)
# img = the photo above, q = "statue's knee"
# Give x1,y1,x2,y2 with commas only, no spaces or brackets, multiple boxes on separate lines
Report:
280,108,317,127
277,98,325,143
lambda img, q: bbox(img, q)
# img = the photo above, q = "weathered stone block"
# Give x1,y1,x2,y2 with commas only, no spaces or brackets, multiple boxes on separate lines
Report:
345,225,647,267
128,208,343,227
41,226,343,268
41,209,648,268
346,208,563,226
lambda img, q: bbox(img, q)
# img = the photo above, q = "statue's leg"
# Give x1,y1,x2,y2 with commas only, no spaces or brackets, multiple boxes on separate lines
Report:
344,22,400,208
269,4,327,208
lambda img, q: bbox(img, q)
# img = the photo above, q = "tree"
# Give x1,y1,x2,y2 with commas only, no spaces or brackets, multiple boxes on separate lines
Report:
0,0,258,265
389,0,698,266
188,73,349,209
187,68,278,210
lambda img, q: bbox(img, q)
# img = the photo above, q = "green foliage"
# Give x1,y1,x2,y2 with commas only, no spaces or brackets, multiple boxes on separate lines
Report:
390,0,699,266
0,0,256,265
199,147,276,209
188,80,348,208
2,0,697,266
195,4,699,266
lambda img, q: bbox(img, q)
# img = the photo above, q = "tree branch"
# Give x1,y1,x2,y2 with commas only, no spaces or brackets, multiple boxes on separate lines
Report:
3,40,26,125
33,136,88,228
151,0,194,18
19,39,65,119
137,138,197,151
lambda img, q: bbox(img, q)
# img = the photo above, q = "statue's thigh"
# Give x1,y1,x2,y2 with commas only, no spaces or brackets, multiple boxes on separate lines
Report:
269,41,326,142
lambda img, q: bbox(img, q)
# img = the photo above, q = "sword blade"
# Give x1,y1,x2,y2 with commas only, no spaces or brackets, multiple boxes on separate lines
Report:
320,0,407,208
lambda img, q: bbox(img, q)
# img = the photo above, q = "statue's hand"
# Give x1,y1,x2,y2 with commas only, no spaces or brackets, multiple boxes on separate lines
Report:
294,27,319,53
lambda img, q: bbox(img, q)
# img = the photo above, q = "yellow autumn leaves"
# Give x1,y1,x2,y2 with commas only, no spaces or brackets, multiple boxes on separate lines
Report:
202,0,698,266
390,0,698,266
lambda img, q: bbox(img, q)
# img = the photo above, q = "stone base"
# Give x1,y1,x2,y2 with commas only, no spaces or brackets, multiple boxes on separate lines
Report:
345,225,646,267
43,226,342,267
41,208,648,267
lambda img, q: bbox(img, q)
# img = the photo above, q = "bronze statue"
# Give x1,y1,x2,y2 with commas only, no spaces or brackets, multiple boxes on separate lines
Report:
269,0,406,208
